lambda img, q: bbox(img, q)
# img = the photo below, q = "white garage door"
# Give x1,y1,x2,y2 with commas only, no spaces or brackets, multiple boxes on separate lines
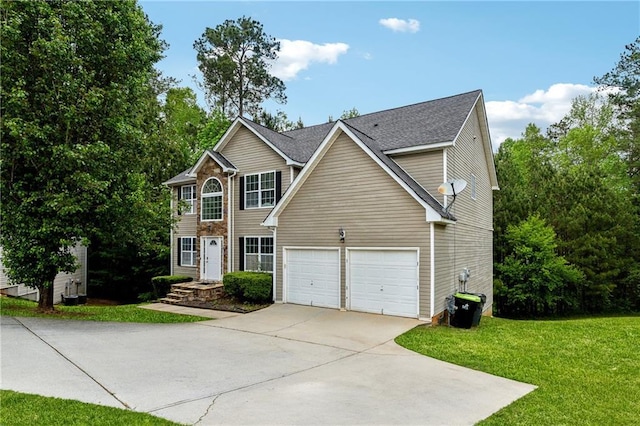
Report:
348,249,418,318
285,248,340,309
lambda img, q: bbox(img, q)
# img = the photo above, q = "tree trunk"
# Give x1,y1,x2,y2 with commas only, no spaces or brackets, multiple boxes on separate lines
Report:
38,283,55,312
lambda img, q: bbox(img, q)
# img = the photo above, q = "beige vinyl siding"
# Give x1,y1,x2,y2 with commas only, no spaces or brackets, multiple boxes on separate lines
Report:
1,244,87,304
172,187,198,278
434,224,455,315
442,104,494,312
220,127,293,271
53,244,87,301
392,150,445,205
275,132,432,317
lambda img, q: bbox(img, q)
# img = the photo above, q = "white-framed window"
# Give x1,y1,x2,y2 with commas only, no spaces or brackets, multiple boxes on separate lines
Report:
470,174,477,200
245,171,275,209
202,178,223,221
244,236,274,272
179,237,196,267
179,185,196,214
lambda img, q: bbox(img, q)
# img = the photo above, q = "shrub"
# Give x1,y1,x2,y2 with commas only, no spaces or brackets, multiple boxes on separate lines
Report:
150,275,193,299
223,272,272,303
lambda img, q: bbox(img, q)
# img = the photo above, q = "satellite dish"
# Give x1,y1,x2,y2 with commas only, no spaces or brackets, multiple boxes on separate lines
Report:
438,179,467,212
438,179,467,196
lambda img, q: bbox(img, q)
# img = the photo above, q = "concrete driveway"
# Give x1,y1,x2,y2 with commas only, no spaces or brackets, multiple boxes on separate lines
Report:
1,304,535,425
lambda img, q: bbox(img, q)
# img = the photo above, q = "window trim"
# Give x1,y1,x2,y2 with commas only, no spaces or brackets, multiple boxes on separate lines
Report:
201,177,223,222
178,236,197,267
243,236,274,273
244,170,276,209
179,184,196,215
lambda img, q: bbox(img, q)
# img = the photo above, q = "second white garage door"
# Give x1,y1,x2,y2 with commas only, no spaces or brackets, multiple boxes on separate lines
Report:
348,249,419,318
285,248,340,309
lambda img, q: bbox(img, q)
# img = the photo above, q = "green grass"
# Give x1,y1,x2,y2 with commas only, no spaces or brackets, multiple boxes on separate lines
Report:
396,315,640,425
0,390,181,426
0,296,210,323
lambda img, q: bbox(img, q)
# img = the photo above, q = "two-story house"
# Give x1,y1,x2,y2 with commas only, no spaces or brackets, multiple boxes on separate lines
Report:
163,90,498,321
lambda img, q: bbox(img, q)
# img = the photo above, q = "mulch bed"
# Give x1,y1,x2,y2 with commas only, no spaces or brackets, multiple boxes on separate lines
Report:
175,297,272,314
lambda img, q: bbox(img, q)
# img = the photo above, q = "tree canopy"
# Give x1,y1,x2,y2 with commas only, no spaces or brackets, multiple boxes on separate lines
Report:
494,90,640,316
0,0,166,310
194,16,286,119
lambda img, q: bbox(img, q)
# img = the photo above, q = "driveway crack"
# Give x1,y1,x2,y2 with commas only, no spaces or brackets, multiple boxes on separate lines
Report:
13,317,130,409
195,394,219,425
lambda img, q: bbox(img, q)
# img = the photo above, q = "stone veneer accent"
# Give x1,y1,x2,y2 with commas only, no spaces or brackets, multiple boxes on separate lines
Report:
195,157,229,281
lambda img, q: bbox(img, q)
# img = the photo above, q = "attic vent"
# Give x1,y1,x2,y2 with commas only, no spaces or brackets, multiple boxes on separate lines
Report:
374,123,379,127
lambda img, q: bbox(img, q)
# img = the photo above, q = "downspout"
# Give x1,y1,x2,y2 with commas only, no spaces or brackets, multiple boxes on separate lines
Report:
169,189,174,276
443,149,448,208
270,226,277,302
430,221,435,319
227,171,237,274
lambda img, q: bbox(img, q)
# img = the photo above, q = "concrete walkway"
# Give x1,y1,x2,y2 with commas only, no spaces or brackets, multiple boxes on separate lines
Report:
1,304,536,425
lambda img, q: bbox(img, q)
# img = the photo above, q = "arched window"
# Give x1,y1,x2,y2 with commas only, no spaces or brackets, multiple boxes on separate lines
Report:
201,178,223,221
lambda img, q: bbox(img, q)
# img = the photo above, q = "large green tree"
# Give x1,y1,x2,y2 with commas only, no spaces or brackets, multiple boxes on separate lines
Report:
495,215,583,317
194,16,286,119
494,94,640,315
0,0,165,310
161,87,208,166
594,36,640,198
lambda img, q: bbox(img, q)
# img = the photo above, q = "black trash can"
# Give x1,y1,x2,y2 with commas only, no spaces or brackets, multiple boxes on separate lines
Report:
465,292,486,326
450,292,482,329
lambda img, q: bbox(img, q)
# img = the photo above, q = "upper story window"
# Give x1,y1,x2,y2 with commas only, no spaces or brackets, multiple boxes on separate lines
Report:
179,185,196,215
245,171,275,209
202,178,223,221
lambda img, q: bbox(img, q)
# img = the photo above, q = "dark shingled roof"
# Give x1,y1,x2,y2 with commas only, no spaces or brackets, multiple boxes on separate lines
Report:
163,167,195,185
207,150,237,171
164,90,481,219
273,90,482,162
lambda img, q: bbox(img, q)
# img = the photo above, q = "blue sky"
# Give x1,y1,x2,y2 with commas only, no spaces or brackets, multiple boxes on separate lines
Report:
140,1,639,148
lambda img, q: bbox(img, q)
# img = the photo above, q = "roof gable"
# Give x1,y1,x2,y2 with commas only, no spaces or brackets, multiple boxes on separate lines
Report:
214,118,303,166
263,121,454,227
189,150,238,177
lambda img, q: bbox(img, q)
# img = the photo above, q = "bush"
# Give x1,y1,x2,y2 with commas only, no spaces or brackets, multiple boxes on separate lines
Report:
223,272,272,303
150,275,193,299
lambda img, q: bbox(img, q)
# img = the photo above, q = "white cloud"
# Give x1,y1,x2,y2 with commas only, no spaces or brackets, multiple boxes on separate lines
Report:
379,18,420,33
486,83,599,149
271,39,349,81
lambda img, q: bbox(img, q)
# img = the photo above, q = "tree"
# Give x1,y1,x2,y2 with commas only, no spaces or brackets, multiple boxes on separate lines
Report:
594,36,640,200
161,87,208,168
494,96,640,314
194,16,286,119
196,108,231,155
0,0,165,310
495,215,583,317
254,109,300,132
340,107,360,119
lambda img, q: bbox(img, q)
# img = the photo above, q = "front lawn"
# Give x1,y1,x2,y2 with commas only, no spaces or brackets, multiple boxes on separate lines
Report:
0,390,180,426
0,296,209,323
396,315,640,425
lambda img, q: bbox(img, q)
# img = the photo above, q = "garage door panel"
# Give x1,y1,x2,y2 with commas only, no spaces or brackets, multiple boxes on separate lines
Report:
286,249,340,309
349,249,418,318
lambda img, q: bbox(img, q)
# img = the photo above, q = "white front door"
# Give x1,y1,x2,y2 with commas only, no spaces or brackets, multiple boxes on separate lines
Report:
201,237,222,282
